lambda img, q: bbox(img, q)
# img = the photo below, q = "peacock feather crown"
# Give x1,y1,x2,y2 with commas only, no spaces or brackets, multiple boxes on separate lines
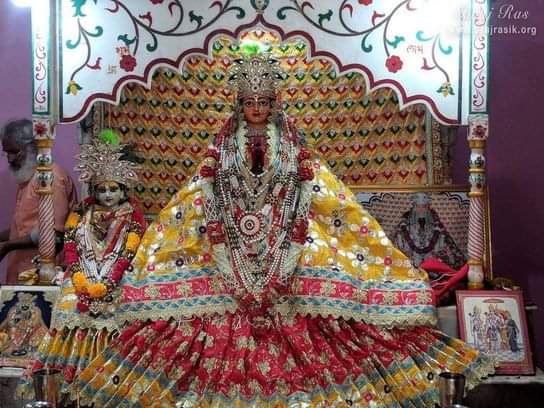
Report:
75,139,139,188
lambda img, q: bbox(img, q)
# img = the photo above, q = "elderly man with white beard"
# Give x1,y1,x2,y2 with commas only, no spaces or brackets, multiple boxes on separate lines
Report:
0,119,77,284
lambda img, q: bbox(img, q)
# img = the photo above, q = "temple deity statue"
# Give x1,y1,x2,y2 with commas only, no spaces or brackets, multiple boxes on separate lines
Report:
74,54,493,407
19,139,146,400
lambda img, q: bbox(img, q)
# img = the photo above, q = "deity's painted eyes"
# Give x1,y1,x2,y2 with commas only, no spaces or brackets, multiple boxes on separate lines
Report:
243,98,270,109
97,184,119,194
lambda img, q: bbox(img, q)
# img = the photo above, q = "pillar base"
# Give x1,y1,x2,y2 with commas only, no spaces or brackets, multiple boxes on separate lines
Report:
467,281,485,290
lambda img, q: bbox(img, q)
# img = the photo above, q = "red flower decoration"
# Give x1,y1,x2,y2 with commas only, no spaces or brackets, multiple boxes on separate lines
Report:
385,55,404,73
34,122,48,137
297,147,312,161
298,166,314,181
76,302,89,313
472,125,487,139
384,256,393,266
359,0,373,5
120,54,137,72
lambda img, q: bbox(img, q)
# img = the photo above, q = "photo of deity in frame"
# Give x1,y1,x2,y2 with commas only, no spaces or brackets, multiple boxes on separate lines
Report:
0,286,60,369
456,290,534,375
352,187,492,277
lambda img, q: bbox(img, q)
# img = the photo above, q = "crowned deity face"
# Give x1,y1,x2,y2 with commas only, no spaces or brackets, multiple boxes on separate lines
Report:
412,193,432,216
95,181,124,209
242,96,272,127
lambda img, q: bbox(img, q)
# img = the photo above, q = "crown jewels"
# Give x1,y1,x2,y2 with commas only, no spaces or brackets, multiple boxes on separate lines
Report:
75,141,139,187
229,55,283,100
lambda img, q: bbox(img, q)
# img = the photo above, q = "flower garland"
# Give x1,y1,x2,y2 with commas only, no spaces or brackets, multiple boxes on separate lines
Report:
64,197,145,314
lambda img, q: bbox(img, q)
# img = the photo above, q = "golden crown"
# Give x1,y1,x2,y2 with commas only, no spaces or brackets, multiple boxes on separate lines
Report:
229,55,283,100
75,141,139,188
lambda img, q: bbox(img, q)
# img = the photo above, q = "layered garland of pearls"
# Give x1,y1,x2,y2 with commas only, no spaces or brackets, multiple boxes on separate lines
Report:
200,113,314,296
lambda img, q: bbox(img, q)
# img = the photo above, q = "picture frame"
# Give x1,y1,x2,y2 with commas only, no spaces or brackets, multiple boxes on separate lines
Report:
351,185,493,280
456,290,534,375
0,285,60,369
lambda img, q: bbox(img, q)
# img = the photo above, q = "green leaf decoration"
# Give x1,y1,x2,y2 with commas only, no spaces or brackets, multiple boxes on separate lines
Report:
438,38,453,55
99,129,120,146
295,71,306,82
118,34,136,47
278,43,290,53
359,128,370,137
295,42,306,52
390,154,401,164
189,10,204,29
198,131,209,140
164,70,176,80
361,33,373,53
164,100,177,109
311,71,322,81
386,35,405,49
72,0,87,17
212,41,224,52
416,31,433,42
239,39,271,58
318,10,333,27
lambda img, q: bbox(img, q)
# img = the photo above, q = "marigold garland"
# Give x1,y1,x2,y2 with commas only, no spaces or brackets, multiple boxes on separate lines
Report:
64,198,146,314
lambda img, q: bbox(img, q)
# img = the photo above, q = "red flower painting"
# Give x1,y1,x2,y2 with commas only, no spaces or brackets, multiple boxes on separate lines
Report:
120,54,137,72
385,55,404,73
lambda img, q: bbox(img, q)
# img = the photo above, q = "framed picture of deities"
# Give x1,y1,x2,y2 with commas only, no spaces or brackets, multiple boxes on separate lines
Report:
456,290,534,375
0,285,60,369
